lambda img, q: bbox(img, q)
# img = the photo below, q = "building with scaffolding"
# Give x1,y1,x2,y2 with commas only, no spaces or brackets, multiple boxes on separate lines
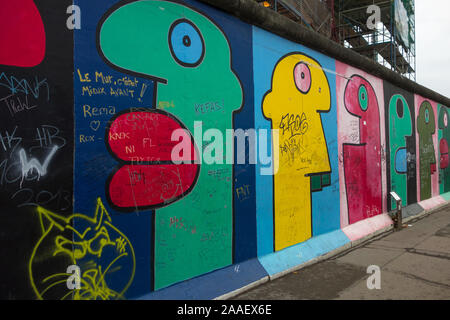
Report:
256,0,416,80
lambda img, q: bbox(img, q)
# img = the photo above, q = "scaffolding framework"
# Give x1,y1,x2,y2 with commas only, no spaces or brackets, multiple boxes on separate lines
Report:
255,0,336,39
256,0,416,81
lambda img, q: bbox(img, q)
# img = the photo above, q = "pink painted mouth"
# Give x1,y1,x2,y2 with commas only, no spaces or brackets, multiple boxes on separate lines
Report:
106,110,199,210
440,138,449,169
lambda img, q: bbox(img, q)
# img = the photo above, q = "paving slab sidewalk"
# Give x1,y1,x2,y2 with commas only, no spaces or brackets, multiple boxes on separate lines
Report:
233,206,450,300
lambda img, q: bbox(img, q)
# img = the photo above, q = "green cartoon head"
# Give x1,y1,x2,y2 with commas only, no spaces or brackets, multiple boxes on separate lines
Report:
97,0,243,289
98,0,243,126
417,100,437,200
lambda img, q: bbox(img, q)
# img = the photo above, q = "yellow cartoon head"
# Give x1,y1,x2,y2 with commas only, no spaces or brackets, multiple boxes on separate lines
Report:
263,53,331,176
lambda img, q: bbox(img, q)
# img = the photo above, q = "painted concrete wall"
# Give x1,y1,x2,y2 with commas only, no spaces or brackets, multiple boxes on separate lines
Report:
1,0,449,300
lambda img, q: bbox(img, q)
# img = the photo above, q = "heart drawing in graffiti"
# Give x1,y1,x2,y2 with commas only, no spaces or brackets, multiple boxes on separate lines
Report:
90,120,101,132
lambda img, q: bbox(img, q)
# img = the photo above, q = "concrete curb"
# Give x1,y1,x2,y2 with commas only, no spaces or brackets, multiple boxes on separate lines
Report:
403,201,450,225
218,201,450,300
348,225,393,248
214,276,270,300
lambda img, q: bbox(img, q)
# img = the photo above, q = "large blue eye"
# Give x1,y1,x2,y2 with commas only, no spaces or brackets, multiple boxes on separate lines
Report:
169,19,205,67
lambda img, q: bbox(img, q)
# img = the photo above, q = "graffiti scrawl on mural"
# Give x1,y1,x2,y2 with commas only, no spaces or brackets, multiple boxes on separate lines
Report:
105,108,200,211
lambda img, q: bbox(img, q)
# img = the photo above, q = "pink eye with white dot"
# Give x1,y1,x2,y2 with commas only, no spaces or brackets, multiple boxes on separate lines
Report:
444,112,448,127
294,62,311,94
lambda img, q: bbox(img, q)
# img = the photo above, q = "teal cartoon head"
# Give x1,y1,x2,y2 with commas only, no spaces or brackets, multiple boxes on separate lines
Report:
98,0,243,120
388,94,413,208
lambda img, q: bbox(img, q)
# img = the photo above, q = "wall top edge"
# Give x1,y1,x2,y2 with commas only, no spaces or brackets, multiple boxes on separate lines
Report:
198,0,450,107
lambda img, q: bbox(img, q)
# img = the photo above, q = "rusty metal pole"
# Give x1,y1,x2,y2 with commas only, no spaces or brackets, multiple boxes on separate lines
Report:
390,192,403,230
395,198,403,230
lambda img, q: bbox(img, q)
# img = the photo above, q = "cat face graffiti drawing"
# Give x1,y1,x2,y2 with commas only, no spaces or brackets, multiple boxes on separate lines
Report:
29,197,135,300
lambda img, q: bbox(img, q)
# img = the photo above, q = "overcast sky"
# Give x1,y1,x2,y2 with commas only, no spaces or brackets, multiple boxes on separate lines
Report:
416,0,450,97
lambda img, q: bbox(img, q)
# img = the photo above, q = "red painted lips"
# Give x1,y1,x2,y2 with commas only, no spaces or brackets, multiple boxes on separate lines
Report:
106,109,200,211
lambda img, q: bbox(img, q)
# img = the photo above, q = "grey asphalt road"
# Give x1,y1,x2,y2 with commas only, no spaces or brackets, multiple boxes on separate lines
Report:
233,206,450,300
